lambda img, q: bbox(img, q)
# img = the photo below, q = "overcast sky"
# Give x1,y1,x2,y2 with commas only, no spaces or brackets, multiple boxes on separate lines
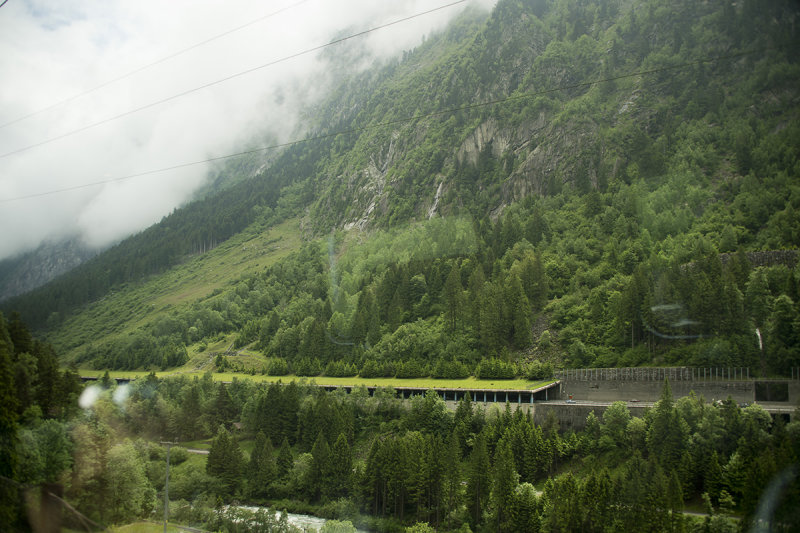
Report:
0,0,495,261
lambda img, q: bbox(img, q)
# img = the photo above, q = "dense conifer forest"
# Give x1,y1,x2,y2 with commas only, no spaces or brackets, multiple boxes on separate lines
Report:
2,314,799,531
1,0,800,530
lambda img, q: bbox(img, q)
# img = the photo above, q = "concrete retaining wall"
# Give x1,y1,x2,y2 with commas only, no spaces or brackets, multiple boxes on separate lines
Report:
558,380,756,403
558,378,800,405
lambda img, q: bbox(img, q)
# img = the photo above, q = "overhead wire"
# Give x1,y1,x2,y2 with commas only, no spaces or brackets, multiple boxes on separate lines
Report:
0,0,470,160
0,0,310,130
0,46,771,204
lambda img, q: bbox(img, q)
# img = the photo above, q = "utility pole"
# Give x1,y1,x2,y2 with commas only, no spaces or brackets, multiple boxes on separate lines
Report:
161,441,177,533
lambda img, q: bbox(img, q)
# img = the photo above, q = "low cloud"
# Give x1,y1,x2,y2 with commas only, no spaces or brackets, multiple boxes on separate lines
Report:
0,0,495,260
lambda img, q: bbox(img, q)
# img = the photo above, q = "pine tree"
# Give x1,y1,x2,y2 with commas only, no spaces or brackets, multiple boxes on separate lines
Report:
364,439,386,517
745,269,771,328
466,432,490,527
423,434,446,527
522,423,547,482
719,269,746,335
443,431,462,523
7,311,32,356
667,470,685,533
543,473,583,531
453,392,473,457
647,379,687,472
530,253,549,311
480,283,504,353
703,450,722,503
327,433,352,500
467,266,486,333
180,381,203,439
207,425,243,497
247,431,276,499
443,262,463,334
33,342,59,417
768,295,799,373
310,431,331,501
512,291,532,348
509,483,540,533
492,437,519,532
212,382,238,430
277,437,294,480
301,318,327,362
728,248,751,290
352,288,380,345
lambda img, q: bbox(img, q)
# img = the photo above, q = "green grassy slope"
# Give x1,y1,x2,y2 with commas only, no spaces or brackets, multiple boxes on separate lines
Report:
52,218,302,363
79,368,554,391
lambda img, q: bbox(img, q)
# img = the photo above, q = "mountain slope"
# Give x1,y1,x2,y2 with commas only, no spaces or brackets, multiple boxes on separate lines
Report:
0,239,96,302
4,0,799,375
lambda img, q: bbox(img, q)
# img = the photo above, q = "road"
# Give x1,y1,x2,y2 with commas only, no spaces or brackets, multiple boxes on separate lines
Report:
548,399,655,408
185,448,209,455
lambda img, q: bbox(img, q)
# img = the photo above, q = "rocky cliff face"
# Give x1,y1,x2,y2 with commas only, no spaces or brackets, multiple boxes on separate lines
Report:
0,239,96,301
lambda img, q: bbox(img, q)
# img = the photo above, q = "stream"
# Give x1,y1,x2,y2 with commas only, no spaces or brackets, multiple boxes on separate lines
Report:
237,506,367,532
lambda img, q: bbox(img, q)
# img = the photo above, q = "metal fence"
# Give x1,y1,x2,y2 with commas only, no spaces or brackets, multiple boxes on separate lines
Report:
554,367,753,382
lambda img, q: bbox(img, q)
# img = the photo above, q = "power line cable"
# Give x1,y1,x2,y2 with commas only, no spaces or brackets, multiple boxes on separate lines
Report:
0,46,771,204
0,0,310,131
0,0,469,160
0,0,10,10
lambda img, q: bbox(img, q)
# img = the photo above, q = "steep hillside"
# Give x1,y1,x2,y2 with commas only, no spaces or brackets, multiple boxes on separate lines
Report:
4,0,800,376
0,239,96,302
303,0,799,230
53,217,302,365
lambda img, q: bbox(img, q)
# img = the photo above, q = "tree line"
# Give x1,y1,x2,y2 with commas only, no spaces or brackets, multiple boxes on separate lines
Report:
4,359,798,530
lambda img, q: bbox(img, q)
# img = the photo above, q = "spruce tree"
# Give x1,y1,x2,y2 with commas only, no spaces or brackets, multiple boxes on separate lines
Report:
212,383,237,429
745,269,771,328
7,311,31,356
453,392,473,457
647,379,687,472
443,262,463,334
667,470,685,533
327,433,352,500
207,425,243,497
467,266,486,333
443,431,462,522
310,431,331,501
492,437,519,532
277,437,294,480
247,431,276,499
423,434,446,526
466,432,490,527
33,342,59,417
